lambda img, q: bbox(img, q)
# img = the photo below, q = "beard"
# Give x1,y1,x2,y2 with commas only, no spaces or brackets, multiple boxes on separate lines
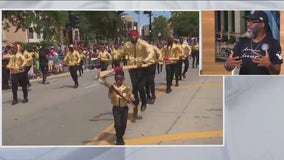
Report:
245,25,260,39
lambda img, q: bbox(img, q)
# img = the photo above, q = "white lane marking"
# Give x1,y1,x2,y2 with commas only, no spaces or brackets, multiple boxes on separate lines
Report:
85,83,99,89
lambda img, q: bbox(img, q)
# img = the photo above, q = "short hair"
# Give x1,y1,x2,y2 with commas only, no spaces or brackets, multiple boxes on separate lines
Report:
115,70,124,77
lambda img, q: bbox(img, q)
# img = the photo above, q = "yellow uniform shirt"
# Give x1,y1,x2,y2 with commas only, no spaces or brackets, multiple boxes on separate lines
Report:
64,50,81,66
7,52,27,74
112,47,122,60
23,50,33,67
161,43,183,64
108,83,134,107
98,51,112,62
151,45,162,64
121,39,154,65
182,43,192,57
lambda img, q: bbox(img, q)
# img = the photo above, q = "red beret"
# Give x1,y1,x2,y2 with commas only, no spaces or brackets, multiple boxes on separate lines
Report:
129,30,139,36
12,45,18,50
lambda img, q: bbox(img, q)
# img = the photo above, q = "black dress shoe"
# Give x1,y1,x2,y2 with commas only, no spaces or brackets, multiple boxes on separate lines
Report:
149,97,156,104
141,104,147,111
116,138,125,145
165,88,172,93
11,99,18,105
42,81,49,84
22,98,28,103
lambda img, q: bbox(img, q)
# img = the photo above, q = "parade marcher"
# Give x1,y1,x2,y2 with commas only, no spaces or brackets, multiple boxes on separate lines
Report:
39,45,50,84
112,44,122,67
121,29,154,120
161,35,183,93
64,44,81,88
78,48,85,76
175,39,184,80
145,43,161,104
224,11,282,75
181,40,192,78
7,45,28,105
191,37,199,69
156,42,163,74
21,46,33,87
108,70,134,145
98,43,112,71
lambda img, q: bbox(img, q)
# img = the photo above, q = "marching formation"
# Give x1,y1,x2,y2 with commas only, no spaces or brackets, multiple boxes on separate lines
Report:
2,29,199,145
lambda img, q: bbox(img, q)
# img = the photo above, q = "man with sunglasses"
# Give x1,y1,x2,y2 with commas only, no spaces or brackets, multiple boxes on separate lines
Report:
224,11,282,75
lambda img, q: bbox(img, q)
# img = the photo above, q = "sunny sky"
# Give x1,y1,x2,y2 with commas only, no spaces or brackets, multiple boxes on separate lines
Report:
124,11,171,28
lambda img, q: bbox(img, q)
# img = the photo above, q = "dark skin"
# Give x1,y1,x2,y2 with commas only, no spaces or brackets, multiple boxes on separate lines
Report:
225,20,281,74
130,34,143,68
109,75,134,103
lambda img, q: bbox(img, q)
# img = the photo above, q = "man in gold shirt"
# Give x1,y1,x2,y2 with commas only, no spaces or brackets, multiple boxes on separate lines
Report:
98,43,112,71
7,45,28,105
145,43,162,104
21,46,33,87
121,30,154,120
181,40,192,78
64,44,81,88
112,44,122,67
161,35,183,93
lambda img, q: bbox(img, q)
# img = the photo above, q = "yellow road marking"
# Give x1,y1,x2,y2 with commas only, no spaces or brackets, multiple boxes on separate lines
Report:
125,130,223,145
86,83,222,145
100,130,223,145
84,124,114,145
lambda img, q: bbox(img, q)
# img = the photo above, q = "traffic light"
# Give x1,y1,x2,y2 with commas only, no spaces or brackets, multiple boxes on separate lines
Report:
69,14,80,28
149,24,152,33
74,16,80,28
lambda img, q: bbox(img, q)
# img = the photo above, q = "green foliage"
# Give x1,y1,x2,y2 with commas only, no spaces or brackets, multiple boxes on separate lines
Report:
3,11,68,43
168,11,199,37
151,15,170,41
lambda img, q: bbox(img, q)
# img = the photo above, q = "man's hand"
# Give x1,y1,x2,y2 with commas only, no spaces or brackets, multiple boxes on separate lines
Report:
252,50,271,68
224,51,242,71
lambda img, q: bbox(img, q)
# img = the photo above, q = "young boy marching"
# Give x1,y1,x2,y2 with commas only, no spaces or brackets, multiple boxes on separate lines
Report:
108,70,134,145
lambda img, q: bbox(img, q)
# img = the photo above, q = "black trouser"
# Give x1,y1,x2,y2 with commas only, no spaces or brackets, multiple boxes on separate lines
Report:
157,63,163,73
78,60,84,76
40,64,48,83
192,51,199,68
129,68,147,106
11,72,28,100
100,61,109,71
24,65,32,85
145,64,156,99
182,57,189,75
176,60,182,80
113,106,129,138
113,59,120,67
2,67,10,89
69,65,78,85
166,63,178,89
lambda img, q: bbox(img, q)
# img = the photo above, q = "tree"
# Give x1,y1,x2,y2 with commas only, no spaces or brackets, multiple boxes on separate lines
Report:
78,11,123,41
168,11,199,37
2,11,68,43
151,16,170,41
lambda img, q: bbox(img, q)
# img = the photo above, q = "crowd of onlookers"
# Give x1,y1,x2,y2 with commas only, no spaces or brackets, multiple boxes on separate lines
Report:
2,36,199,90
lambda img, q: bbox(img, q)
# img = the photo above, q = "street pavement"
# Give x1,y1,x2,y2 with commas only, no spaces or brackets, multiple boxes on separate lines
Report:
2,63,223,146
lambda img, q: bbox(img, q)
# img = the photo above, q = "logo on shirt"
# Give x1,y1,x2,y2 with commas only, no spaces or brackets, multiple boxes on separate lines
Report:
276,52,282,60
261,43,269,51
